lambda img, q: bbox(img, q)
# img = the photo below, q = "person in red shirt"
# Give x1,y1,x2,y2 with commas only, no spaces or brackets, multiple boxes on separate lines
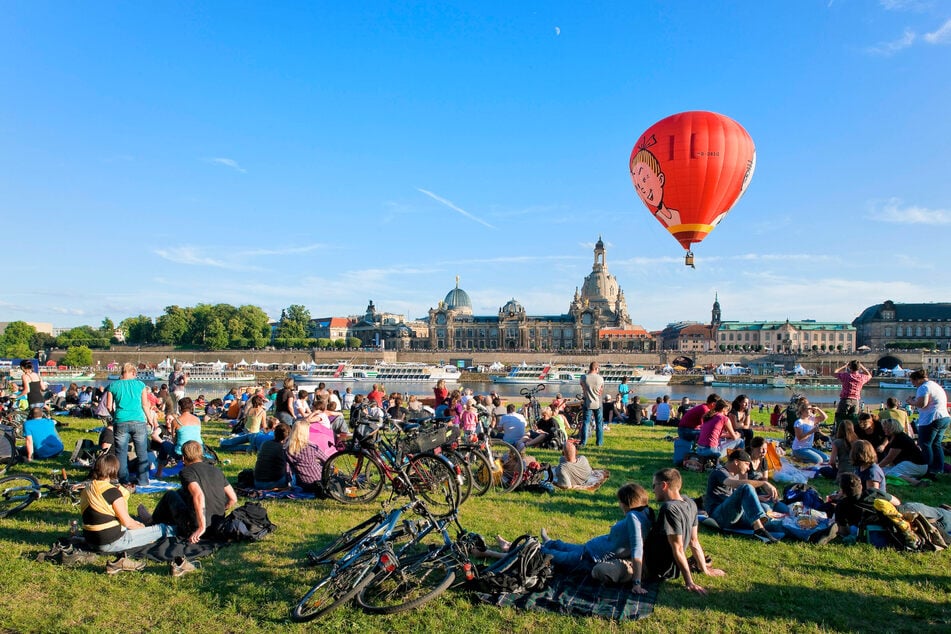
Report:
367,384,385,407
677,393,720,442
834,360,871,427
433,379,449,408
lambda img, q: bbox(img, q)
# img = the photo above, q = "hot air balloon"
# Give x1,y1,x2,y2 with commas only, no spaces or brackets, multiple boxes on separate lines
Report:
629,111,756,267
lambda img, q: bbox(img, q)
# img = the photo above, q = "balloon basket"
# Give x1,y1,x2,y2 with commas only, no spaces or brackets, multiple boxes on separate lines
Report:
684,251,695,268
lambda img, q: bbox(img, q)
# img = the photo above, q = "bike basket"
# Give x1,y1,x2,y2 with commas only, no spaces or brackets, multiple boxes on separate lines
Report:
354,420,383,442
400,425,461,454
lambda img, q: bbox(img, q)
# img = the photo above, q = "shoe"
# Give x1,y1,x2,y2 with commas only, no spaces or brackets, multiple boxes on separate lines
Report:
106,555,146,574
754,528,780,544
137,504,154,526
36,542,67,564
810,523,839,545
61,546,99,566
540,528,550,544
170,557,197,577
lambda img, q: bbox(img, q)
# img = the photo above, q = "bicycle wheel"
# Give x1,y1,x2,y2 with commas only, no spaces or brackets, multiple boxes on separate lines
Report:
404,454,459,517
322,450,385,504
0,474,41,519
309,511,387,564
440,449,472,505
356,552,454,614
456,444,493,497
290,551,379,622
485,438,524,493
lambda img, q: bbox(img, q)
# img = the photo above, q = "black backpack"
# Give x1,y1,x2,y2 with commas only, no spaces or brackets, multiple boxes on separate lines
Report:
472,534,553,594
0,425,18,467
215,502,277,542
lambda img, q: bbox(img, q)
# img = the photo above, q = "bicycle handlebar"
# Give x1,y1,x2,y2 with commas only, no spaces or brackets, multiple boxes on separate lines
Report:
519,383,546,398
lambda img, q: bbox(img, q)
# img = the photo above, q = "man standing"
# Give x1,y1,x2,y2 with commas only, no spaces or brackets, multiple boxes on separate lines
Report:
106,363,154,487
834,360,871,428
580,361,605,446
647,468,726,593
906,369,950,479
169,362,188,409
703,450,780,542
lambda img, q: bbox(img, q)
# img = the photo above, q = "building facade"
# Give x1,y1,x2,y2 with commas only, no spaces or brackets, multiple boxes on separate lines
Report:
660,296,721,352
421,238,652,351
852,300,951,351
717,320,856,353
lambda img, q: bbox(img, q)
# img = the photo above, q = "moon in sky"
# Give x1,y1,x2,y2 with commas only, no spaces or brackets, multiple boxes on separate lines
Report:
554,26,561,35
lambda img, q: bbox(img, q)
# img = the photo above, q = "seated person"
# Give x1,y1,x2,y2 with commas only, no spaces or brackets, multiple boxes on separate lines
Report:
678,394,719,442
152,440,237,543
747,437,786,513
485,484,653,593
326,400,349,435
172,397,203,455
98,420,116,455
550,393,567,414
21,407,64,461
535,407,558,442
387,395,408,421
498,404,546,448
819,420,857,480
253,422,290,489
220,395,268,451
855,412,888,459
878,419,929,487
285,419,332,492
194,394,207,408
644,468,726,593
406,394,423,415
850,439,889,495
552,440,593,488
833,473,907,536
204,398,224,420
695,399,743,460
251,417,277,453
703,450,780,542
80,454,175,553
791,402,829,464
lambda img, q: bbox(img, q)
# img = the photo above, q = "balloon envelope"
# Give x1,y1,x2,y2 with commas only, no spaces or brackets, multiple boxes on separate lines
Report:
629,111,755,250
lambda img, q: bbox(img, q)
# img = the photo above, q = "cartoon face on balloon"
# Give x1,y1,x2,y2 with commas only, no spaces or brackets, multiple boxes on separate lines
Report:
629,145,681,228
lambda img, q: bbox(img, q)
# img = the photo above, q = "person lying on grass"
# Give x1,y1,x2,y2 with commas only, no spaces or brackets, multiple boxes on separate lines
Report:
478,483,653,594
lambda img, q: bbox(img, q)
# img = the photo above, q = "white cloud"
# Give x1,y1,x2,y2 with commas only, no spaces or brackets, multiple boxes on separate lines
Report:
205,157,247,173
866,28,916,55
240,244,326,257
869,198,951,225
924,18,951,44
417,188,496,229
153,246,259,271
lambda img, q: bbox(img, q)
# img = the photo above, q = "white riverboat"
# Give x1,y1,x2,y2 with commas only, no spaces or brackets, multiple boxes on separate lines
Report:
492,363,584,385
11,367,97,381
106,369,171,382
598,364,673,386
294,361,462,384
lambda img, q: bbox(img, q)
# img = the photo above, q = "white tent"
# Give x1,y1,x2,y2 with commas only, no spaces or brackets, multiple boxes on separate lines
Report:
661,364,675,374
251,360,268,369
891,365,911,377
157,358,173,370
235,359,249,367
212,360,227,371
489,361,505,371
792,364,808,376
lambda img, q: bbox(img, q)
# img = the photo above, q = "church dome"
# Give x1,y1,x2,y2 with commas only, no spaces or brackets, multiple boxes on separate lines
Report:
444,282,472,314
501,298,523,315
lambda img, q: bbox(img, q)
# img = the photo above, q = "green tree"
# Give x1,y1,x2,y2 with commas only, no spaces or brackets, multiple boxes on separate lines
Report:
61,345,94,367
156,306,191,346
316,338,331,349
1,321,36,357
100,318,115,339
236,305,272,348
346,337,362,348
29,331,56,352
277,305,311,339
120,316,155,344
205,318,230,350
333,339,346,349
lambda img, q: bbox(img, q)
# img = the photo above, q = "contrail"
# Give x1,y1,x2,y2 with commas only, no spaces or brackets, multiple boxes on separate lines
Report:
417,188,496,229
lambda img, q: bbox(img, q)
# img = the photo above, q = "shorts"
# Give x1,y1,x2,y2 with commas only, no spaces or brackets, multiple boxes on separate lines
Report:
591,558,634,583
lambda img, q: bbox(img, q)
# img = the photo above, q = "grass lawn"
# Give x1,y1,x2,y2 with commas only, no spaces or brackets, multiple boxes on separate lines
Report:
2,409,950,633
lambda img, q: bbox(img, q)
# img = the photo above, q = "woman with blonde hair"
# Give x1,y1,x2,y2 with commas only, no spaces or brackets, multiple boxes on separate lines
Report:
284,419,330,492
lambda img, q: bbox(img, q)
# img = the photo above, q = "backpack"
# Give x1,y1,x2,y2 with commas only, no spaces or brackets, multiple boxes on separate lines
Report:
516,462,555,494
782,483,824,510
215,501,277,542
0,425,18,467
905,512,949,552
472,534,553,594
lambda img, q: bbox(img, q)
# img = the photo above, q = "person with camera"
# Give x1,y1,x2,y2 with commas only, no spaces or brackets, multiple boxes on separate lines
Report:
792,401,829,464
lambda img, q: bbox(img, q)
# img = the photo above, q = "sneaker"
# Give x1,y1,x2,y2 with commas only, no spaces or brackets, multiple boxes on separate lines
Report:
754,528,781,544
170,557,197,577
36,542,67,564
810,523,839,545
106,555,146,574
61,547,99,566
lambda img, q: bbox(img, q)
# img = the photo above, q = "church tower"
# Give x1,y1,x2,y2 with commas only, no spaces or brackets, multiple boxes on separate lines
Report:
711,293,721,330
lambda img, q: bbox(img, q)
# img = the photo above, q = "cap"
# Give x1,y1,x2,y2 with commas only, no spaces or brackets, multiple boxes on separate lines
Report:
730,449,752,463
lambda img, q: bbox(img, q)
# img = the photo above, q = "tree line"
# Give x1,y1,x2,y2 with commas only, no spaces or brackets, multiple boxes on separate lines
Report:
1,303,363,360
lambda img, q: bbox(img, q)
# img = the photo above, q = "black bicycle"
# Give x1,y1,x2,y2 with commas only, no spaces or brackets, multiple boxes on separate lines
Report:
519,383,545,426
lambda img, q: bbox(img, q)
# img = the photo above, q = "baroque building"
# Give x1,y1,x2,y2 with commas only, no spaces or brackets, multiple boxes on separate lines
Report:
852,300,951,351
421,238,653,351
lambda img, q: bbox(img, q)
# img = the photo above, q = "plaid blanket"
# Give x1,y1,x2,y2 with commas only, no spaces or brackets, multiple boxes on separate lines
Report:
475,572,660,622
235,486,318,500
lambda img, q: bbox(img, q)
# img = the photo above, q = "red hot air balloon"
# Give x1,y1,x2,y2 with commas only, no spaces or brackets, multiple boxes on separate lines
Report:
629,111,756,267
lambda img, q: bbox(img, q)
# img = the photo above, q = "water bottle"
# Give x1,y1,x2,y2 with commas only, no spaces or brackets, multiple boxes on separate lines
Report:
69,520,79,538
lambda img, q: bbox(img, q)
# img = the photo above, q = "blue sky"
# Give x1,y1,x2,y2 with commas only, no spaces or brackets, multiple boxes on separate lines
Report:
2,1,950,332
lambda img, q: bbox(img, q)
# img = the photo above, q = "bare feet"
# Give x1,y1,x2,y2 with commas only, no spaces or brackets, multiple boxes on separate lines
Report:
495,535,511,552
540,527,550,544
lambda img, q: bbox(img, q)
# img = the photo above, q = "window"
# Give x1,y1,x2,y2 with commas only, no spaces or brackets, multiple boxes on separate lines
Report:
925,327,932,337
916,327,923,337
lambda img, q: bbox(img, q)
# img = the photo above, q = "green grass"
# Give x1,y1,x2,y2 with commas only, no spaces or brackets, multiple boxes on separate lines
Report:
2,411,950,633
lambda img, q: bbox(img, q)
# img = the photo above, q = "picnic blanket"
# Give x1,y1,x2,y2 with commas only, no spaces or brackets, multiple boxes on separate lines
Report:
136,479,181,495
235,486,318,500
475,572,660,622
569,469,610,492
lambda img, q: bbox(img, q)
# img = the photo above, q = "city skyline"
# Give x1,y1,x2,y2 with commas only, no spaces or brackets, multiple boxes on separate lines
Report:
3,2,950,331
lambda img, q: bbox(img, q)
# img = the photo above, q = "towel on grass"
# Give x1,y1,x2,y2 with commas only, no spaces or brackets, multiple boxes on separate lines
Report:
136,479,181,494
475,572,660,622
567,468,610,492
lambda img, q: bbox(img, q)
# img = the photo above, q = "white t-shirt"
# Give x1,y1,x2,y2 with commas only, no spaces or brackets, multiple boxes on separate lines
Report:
499,412,527,446
915,381,949,427
792,417,817,451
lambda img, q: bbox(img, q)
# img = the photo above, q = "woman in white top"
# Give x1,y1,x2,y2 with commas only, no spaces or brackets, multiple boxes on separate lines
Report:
792,402,829,464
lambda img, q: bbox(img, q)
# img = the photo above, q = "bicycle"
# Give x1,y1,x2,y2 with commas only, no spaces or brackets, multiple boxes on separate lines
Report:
457,419,523,495
0,470,41,519
322,407,461,516
0,398,26,438
519,383,545,427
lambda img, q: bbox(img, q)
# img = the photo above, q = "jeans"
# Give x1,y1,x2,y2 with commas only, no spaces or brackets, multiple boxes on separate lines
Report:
918,416,950,475
710,483,768,530
97,523,175,553
580,407,604,446
793,447,829,464
678,427,700,442
254,475,288,489
696,437,744,461
115,421,150,486
220,432,260,452
541,540,590,572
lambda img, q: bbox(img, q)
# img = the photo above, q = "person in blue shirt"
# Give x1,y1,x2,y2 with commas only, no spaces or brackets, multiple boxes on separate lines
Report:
22,407,64,461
